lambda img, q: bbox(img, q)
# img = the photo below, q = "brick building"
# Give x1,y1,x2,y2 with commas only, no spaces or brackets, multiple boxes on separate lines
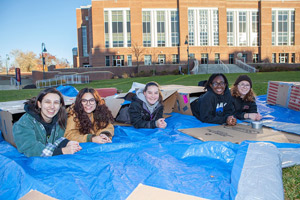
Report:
74,0,300,68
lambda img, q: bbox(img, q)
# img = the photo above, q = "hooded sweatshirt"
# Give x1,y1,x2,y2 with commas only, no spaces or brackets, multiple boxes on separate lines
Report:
128,88,164,128
13,103,68,157
191,85,235,124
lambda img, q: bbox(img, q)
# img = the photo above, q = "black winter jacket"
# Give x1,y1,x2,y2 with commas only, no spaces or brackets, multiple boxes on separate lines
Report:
128,95,164,128
191,86,235,124
232,96,258,120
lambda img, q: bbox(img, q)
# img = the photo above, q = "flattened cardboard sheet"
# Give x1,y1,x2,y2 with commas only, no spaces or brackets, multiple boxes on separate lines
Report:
19,190,57,200
179,123,297,144
126,184,209,200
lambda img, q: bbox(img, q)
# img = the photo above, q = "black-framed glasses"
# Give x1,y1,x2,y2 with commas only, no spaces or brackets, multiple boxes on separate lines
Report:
81,98,96,105
212,82,225,87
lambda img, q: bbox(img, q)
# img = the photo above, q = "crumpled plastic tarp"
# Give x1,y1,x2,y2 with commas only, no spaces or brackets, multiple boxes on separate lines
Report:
0,87,299,200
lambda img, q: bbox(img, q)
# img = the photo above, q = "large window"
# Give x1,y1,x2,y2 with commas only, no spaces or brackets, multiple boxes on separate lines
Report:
81,26,88,57
188,8,219,46
252,54,259,63
171,11,179,46
229,54,234,64
172,54,179,64
215,53,220,64
142,9,179,47
127,55,132,66
201,53,208,64
144,55,152,65
272,53,276,63
105,56,110,66
279,53,288,63
104,9,131,48
157,11,166,47
142,11,151,47
272,9,295,46
227,9,259,46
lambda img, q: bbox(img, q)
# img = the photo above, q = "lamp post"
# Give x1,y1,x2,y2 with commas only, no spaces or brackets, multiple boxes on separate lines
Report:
41,43,47,80
184,35,190,75
6,54,10,76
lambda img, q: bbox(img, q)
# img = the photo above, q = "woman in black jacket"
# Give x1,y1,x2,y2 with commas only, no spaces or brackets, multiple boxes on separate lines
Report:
231,75,262,121
192,73,236,125
129,82,167,129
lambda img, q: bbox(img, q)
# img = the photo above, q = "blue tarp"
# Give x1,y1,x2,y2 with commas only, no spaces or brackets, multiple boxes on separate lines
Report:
0,90,300,200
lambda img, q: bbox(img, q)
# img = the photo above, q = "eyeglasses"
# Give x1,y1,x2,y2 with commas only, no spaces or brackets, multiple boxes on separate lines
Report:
81,98,96,105
212,82,225,87
238,83,251,88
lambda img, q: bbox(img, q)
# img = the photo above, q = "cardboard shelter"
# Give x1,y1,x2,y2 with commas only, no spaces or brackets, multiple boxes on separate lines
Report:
179,123,300,144
161,85,205,116
267,81,300,111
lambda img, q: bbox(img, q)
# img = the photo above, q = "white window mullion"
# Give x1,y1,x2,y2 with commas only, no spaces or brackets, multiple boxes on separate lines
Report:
194,9,198,46
152,10,157,47
108,10,113,48
166,10,170,47
235,11,238,46
123,10,128,47
288,10,291,45
275,11,278,46
209,10,213,46
247,11,251,46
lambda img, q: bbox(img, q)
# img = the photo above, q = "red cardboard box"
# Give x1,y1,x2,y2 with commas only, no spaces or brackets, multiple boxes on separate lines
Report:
267,81,300,111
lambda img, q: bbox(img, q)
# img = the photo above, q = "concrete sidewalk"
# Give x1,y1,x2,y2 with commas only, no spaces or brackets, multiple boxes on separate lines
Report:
0,79,33,90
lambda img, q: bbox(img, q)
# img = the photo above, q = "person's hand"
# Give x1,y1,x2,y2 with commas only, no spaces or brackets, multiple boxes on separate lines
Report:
92,134,112,144
156,118,167,129
248,113,262,121
62,141,82,154
226,115,237,126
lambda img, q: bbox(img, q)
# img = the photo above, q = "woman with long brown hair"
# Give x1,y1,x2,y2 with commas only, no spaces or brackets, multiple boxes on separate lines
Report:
65,88,114,143
13,87,82,157
231,75,262,121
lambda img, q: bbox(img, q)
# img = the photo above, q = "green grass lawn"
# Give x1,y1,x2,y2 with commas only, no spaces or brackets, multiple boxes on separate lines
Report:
0,71,300,199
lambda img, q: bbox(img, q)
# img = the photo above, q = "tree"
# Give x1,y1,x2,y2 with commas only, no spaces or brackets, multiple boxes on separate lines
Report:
37,52,57,71
131,42,145,67
55,58,70,69
11,49,38,72
0,55,3,73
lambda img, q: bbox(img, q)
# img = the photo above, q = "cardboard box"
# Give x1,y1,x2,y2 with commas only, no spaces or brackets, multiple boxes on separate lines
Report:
95,87,117,98
267,81,300,111
179,123,300,144
105,89,178,124
19,190,57,200
161,85,205,116
126,184,209,200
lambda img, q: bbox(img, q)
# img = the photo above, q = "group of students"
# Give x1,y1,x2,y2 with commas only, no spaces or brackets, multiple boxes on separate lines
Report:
12,73,261,157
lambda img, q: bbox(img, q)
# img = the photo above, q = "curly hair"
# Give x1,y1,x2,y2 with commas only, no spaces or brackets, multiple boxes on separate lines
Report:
231,84,256,102
26,87,67,129
71,88,114,135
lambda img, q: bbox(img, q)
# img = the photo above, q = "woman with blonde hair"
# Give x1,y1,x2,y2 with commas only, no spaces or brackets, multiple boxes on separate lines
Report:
231,75,262,121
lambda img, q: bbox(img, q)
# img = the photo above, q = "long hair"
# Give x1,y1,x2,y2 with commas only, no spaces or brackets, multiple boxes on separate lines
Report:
143,81,163,103
205,73,229,90
72,88,114,135
231,84,256,102
25,87,67,129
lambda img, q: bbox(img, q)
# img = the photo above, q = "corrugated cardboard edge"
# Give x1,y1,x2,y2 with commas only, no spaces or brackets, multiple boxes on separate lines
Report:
0,110,16,147
19,190,57,200
126,184,209,200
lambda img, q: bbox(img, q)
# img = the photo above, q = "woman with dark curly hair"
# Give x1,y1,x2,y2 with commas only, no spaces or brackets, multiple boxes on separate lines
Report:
191,73,236,125
13,88,82,157
231,75,262,121
65,88,114,144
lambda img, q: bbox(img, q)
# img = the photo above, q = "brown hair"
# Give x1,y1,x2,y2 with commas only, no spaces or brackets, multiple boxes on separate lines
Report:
26,87,67,129
71,88,114,135
231,84,256,102
143,81,163,103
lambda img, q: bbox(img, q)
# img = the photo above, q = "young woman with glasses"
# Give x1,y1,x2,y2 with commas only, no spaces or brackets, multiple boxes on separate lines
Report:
13,88,82,157
65,88,114,144
231,75,262,121
191,73,236,125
